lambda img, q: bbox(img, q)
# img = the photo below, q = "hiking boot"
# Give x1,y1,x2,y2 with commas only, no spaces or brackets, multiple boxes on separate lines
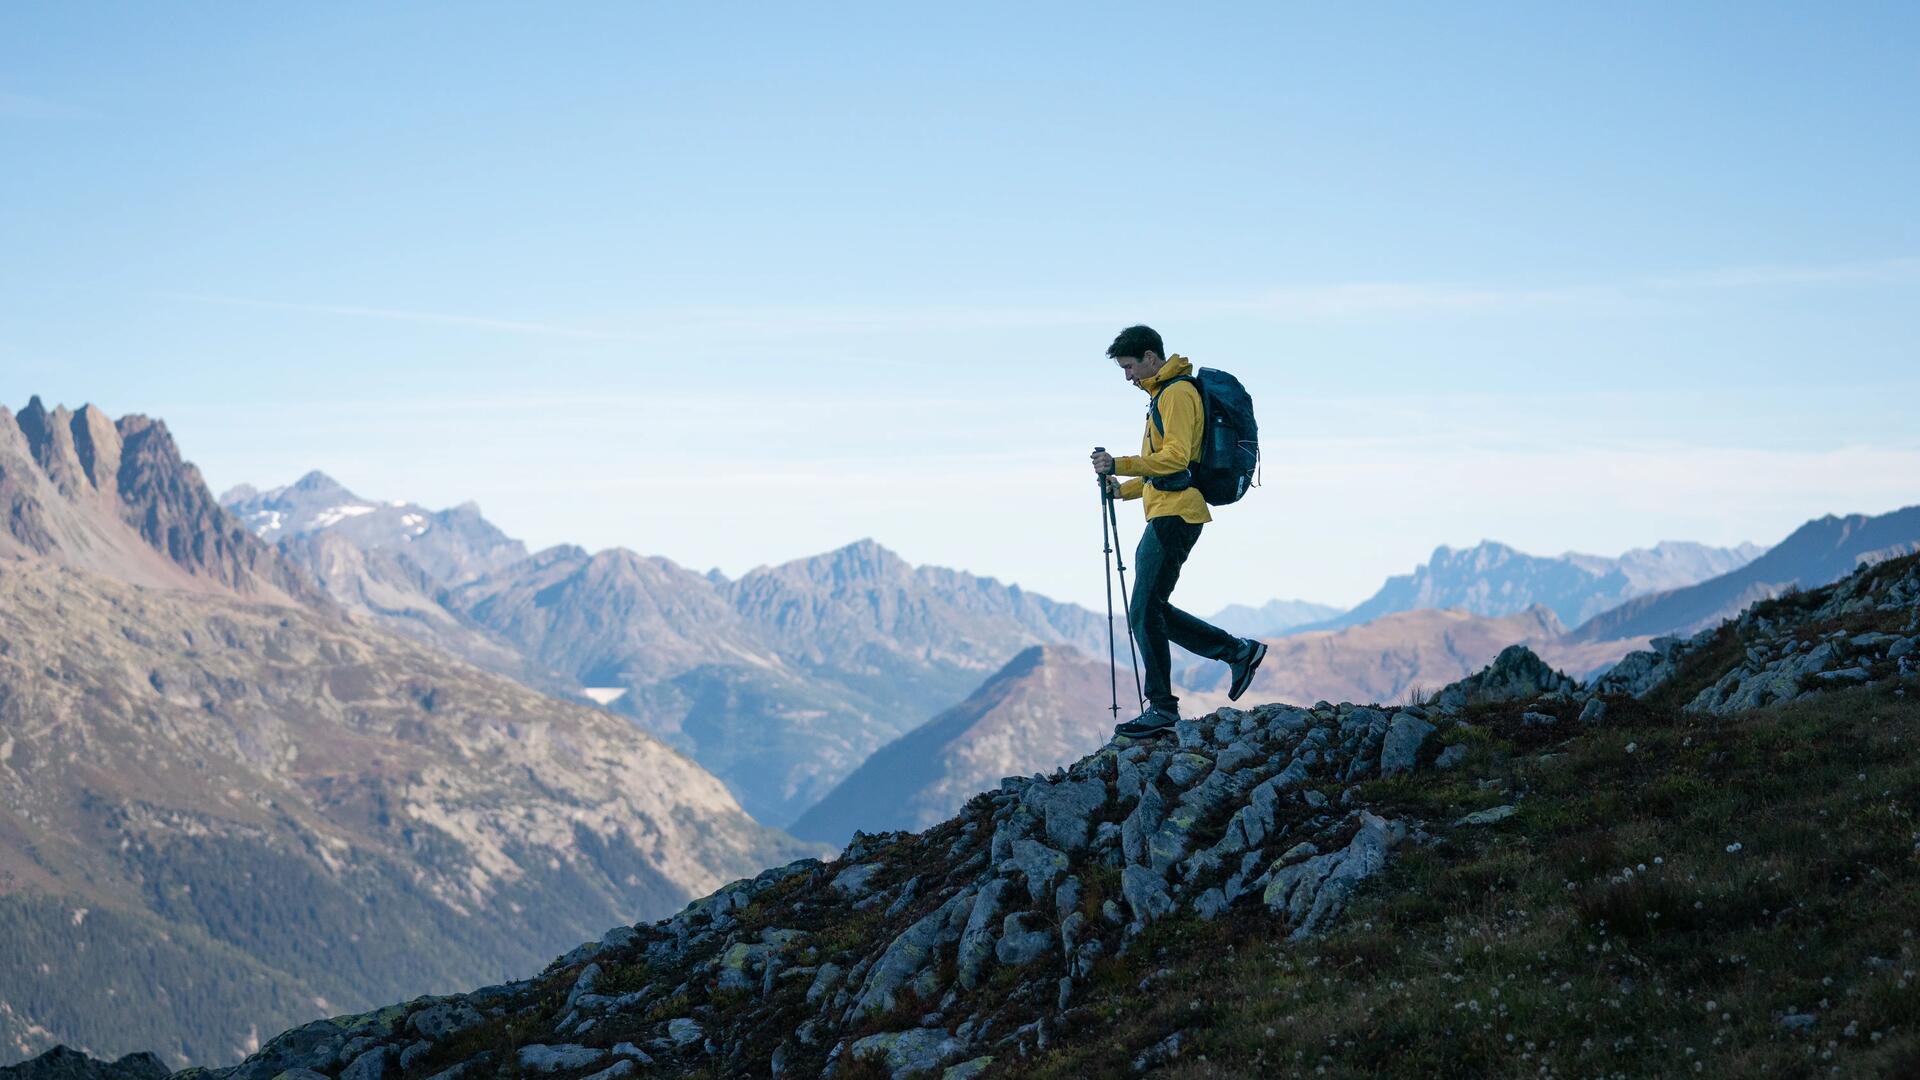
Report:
1228,638,1267,702
1114,705,1179,740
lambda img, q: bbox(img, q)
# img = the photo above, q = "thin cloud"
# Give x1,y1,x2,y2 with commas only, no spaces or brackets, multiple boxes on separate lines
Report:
1642,257,1920,290
161,292,625,341
1187,281,1599,319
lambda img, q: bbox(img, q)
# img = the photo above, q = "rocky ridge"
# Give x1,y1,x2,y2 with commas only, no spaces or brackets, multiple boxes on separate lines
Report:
1587,549,1920,713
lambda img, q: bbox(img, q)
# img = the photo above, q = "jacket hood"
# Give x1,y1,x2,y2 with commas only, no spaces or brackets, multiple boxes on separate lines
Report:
1138,354,1194,394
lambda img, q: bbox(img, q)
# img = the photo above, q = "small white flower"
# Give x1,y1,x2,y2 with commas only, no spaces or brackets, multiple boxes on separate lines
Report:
1726,841,1743,853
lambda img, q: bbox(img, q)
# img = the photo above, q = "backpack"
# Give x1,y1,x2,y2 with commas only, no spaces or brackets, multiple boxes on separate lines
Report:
1146,368,1261,505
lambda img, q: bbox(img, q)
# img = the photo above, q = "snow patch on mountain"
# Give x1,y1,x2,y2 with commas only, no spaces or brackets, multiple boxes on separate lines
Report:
310,504,377,528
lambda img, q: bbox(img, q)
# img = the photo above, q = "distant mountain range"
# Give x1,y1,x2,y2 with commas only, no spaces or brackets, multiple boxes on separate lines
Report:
1,399,816,1068
1291,539,1766,632
1569,506,1920,642
1204,597,1344,637
222,475,1113,828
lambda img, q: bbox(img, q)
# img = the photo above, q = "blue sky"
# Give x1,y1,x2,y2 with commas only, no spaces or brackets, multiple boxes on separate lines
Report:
5,3,1917,614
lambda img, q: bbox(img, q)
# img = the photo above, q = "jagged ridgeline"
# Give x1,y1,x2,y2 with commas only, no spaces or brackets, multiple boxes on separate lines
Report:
21,553,1902,1078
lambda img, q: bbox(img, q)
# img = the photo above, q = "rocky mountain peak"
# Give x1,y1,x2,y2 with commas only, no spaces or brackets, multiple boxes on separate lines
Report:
1431,539,1519,570
800,537,911,585
289,469,352,497
1,400,321,603
69,403,123,497
109,412,319,602
14,395,88,498
529,543,590,566
1430,642,1579,712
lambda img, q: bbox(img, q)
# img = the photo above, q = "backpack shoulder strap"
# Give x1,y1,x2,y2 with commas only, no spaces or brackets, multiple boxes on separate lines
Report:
1148,374,1202,439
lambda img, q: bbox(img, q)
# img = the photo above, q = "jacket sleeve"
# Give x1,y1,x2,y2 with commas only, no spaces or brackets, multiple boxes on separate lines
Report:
1115,383,1202,478
1116,477,1145,500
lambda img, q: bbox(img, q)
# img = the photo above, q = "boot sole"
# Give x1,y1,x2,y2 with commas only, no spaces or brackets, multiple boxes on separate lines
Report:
1228,641,1268,701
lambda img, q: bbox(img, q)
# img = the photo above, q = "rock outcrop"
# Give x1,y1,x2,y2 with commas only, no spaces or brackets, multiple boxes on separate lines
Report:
0,1047,170,1080
1587,552,1920,713
1430,642,1579,713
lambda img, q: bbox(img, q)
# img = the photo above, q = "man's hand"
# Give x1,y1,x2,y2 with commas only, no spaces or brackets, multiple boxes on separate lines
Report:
1103,476,1126,499
1090,449,1116,476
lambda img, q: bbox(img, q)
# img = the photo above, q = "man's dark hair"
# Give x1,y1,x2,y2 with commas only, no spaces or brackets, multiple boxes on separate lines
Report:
1106,325,1164,363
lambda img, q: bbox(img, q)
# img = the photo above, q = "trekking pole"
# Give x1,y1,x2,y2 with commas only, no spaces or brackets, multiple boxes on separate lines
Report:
1095,449,1121,718
1104,484,1146,708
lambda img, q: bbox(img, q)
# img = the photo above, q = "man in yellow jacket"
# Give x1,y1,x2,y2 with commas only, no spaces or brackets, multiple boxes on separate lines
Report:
1091,325,1267,738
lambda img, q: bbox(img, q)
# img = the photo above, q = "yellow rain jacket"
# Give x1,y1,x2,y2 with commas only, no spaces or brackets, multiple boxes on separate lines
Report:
1113,354,1211,524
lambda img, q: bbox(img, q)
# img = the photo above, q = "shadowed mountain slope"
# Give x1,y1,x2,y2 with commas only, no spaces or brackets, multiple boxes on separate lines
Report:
788,645,1117,844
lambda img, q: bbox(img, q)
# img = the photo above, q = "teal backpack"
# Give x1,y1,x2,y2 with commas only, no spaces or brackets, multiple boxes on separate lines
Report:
1146,369,1261,505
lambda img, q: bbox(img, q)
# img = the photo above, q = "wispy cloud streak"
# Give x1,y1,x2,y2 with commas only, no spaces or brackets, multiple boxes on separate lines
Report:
161,292,625,340
1643,257,1920,290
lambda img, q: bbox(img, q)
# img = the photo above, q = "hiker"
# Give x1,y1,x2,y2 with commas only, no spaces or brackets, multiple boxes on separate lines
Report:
1091,324,1267,738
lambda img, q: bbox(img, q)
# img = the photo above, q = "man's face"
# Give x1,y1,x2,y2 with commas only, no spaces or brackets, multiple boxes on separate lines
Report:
1113,351,1161,386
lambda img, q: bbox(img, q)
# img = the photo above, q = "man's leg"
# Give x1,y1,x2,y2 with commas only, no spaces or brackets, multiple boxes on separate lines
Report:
1150,525,1265,700
1163,603,1240,663
1128,516,1202,716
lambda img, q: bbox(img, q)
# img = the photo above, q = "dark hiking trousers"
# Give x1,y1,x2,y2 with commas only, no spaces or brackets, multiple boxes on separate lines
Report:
1130,516,1240,714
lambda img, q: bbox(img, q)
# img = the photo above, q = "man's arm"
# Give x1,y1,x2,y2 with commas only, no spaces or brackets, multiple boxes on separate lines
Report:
1109,476,1145,500
1114,383,1202,478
